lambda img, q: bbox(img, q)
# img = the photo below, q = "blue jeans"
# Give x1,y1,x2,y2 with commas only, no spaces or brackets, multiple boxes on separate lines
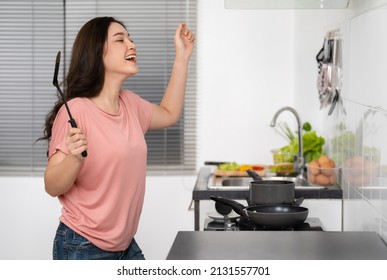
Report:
53,222,145,260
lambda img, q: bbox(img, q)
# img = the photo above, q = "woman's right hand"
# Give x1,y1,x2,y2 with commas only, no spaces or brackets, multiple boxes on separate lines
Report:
45,128,87,197
65,127,88,159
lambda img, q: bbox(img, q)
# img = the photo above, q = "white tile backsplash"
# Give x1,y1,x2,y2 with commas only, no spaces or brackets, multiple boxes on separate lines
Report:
382,178,387,222
322,3,387,242
327,93,387,242
381,217,387,243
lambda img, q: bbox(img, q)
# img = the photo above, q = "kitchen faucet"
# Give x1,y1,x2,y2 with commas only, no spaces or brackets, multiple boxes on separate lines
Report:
270,106,308,186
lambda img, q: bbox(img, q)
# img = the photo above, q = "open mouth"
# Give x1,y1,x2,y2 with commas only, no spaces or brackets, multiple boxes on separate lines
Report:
125,55,136,61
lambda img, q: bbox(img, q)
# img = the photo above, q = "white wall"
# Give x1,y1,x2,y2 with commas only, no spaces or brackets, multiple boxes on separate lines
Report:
0,176,196,260
0,177,60,259
196,0,294,166
196,0,347,166
136,175,196,260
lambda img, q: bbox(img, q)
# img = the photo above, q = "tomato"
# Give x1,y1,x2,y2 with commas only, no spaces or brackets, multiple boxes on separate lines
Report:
252,165,264,171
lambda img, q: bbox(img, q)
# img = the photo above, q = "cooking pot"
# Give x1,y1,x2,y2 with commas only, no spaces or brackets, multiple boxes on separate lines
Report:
250,180,296,205
246,170,297,205
211,196,309,228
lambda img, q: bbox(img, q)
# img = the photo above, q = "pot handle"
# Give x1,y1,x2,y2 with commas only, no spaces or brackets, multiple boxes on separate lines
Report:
294,197,304,206
246,169,263,181
210,196,246,216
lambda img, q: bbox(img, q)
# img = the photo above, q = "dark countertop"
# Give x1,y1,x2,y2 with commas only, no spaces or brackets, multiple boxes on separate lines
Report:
166,231,387,260
193,167,343,200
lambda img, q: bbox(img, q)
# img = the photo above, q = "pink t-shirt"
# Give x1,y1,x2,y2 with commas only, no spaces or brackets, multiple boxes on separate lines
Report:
48,89,153,251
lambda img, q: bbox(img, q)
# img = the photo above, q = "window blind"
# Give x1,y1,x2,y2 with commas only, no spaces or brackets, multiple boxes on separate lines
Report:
0,0,197,175
0,0,64,175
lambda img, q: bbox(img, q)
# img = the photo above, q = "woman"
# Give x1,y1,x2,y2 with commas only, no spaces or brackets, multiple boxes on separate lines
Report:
41,17,194,260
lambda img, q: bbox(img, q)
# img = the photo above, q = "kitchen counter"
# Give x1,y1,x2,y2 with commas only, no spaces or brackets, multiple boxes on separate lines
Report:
166,231,387,260
192,167,343,230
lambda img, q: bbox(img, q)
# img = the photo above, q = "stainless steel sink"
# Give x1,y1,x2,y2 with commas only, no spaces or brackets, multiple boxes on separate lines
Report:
221,176,296,186
208,176,327,190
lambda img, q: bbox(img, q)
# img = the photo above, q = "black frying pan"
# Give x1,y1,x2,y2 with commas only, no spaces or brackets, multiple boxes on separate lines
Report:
211,196,309,227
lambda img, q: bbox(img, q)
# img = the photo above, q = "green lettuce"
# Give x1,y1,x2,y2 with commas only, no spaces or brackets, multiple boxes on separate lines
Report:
279,130,325,163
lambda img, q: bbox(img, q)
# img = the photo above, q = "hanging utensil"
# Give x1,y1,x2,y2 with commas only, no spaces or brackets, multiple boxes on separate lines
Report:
328,89,339,116
329,38,346,116
53,51,87,158
316,30,346,115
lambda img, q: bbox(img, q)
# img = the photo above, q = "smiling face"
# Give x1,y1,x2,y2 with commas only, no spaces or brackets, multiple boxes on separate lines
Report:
103,22,138,81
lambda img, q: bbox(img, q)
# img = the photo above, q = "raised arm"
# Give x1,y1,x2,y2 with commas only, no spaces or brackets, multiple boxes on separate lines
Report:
149,23,195,130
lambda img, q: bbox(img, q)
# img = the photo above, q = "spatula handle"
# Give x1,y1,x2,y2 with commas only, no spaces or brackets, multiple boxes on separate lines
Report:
68,118,88,158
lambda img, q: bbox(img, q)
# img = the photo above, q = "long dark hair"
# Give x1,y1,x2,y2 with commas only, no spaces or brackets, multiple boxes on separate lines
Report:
39,17,126,143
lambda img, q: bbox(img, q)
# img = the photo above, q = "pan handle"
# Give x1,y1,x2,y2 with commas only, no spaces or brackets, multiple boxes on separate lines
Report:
210,196,246,216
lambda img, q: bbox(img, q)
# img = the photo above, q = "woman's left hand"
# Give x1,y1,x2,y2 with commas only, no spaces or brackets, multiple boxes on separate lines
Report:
174,23,195,59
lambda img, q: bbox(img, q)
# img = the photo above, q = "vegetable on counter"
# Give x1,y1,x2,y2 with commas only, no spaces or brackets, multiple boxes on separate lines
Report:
268,162,295,175
217,162,240,171
330,129,380,164
274,121,325,163
215,162,266,177
217,162,264,172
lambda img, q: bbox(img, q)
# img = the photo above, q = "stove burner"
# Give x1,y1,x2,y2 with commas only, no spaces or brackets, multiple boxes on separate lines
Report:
238,216,315,231
204,217,324,231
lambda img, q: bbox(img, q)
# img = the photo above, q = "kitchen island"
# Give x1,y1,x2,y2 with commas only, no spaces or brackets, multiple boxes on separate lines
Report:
192,167,343,230
166,231,387,260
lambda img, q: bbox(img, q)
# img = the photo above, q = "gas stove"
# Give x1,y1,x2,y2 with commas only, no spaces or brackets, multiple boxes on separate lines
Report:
204,217,324,231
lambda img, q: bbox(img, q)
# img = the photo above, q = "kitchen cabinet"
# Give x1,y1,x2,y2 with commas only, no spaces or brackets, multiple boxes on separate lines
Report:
192,167,343,231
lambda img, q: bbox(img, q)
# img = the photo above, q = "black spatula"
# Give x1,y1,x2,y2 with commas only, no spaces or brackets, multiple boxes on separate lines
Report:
53,51,87,158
